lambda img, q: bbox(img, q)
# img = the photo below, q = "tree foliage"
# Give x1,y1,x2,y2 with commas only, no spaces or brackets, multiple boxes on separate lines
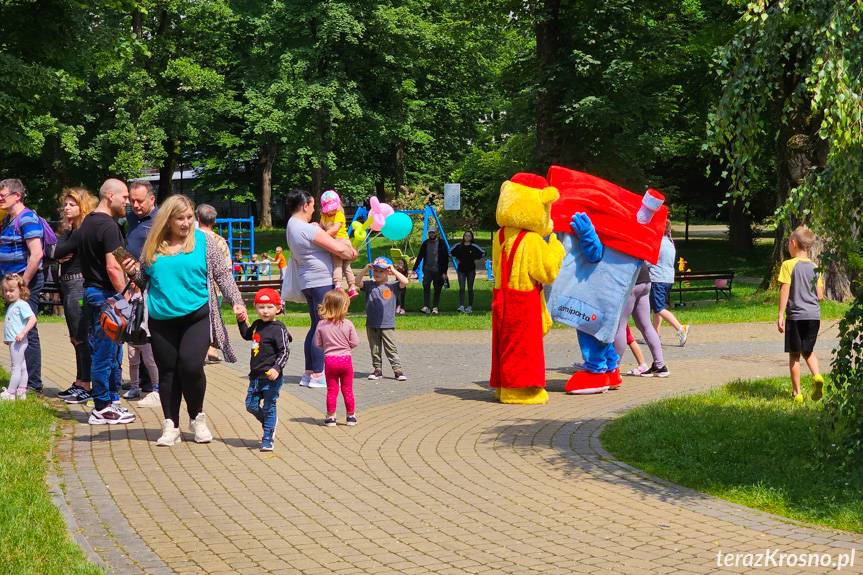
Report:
707,0,863,464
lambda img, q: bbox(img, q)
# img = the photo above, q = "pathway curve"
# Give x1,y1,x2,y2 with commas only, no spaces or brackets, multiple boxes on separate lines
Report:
10,321,862,575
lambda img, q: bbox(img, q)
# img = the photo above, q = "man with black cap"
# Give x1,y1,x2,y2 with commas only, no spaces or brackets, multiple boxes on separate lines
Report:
412,225,449,314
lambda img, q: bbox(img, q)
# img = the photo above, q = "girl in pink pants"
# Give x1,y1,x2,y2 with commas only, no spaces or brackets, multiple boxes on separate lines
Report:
314,290,359,426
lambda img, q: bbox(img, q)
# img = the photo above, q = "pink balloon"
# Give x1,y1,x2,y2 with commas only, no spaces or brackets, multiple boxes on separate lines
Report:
368,196,394,232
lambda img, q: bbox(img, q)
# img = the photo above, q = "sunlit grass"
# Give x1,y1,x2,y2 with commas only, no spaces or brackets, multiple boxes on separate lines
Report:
0,373,103,574
602,376,863,533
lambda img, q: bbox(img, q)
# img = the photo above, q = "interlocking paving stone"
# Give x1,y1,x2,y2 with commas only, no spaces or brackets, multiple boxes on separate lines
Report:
6,321,861,574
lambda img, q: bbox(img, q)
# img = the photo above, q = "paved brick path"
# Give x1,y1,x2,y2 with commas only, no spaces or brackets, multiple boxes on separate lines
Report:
7,321,862,574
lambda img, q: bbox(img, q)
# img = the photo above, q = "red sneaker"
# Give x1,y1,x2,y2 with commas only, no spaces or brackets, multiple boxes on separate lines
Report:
347,288,359,299
565,371,610,395
607,368,622,390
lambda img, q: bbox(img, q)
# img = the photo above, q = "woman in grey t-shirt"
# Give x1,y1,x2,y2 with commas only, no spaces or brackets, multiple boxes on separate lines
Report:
286,189,357,387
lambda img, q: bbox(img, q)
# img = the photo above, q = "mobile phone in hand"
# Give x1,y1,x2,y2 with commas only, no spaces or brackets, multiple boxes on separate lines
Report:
113,246,136,263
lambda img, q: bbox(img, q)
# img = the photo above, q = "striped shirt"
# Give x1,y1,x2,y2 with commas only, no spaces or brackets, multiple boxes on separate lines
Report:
0,210,43,275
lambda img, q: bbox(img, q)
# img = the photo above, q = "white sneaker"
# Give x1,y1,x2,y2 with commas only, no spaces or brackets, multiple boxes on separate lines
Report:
300,373,311,387
156,419,182,446
678,325,690,347
307,374,327,389
464,306,472,313
0,388,16,401
432,307,439,315
88,404,136,425
457,305,465,313
189,412,213,443
137,391,161,407
16,389,27,400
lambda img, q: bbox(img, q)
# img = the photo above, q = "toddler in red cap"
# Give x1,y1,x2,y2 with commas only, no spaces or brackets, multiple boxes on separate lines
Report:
238,287,291,451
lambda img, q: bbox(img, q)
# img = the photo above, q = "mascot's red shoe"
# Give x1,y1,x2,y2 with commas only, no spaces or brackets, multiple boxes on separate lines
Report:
607,368,622,390
565,371,610,395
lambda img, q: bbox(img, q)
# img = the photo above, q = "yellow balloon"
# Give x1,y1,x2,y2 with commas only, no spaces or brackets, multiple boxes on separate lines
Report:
351,218,373,248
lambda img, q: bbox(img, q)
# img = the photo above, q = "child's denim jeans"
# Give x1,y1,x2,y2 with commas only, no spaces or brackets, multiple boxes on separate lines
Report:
245,376,284,443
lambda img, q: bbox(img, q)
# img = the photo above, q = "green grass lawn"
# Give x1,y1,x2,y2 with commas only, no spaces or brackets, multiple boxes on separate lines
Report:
220,232,850,329
222,279,845,330
33,266,847,331
601,376,863,533
0,386,103,574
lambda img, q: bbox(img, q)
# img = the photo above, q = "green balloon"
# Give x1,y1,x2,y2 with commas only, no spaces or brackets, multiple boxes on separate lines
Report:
381,212,413,240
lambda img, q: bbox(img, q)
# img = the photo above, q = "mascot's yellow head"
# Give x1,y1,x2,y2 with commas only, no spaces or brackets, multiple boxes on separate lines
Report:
496,173,559,237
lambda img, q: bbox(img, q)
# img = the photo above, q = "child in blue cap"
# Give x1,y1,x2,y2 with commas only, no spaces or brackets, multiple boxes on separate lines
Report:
356,256,409,380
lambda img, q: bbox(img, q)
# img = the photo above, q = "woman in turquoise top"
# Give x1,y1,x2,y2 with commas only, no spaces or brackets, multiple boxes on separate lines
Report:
123,195,247,447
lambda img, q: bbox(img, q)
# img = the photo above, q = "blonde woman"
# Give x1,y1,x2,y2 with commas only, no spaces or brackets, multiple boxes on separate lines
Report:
54,187,99,404
122,195,247,446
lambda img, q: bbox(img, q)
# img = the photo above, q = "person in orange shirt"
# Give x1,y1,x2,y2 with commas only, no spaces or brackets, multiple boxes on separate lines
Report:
274,246,287,280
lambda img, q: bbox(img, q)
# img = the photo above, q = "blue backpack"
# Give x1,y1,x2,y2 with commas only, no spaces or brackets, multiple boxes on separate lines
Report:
13,208,58,261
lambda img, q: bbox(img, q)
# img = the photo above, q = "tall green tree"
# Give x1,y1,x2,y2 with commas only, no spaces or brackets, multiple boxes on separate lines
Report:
706,0,859,299
0,0,136,209
707,0,863,464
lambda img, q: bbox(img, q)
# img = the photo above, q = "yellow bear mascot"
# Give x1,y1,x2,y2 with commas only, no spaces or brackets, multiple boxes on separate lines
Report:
490,173,565,404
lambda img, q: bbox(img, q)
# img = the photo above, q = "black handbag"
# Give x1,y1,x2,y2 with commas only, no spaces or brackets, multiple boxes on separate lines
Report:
123,295,148,346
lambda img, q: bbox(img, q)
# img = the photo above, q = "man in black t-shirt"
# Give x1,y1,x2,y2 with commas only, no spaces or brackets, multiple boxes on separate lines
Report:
413,226,449,314
79,179,136,425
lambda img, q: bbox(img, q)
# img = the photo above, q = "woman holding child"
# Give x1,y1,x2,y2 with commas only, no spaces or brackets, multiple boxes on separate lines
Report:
122,195,247,446
285,189,358,388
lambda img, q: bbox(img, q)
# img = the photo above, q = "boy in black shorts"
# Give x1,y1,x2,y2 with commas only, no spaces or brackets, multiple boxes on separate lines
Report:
777,226,825,402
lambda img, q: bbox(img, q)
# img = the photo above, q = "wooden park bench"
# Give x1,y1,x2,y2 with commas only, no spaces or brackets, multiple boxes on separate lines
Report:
39,280,63,316
235,278,283,301
671,269,735,305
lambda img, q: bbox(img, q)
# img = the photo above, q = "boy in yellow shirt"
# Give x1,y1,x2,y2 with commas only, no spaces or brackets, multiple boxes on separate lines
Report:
777,226,825,402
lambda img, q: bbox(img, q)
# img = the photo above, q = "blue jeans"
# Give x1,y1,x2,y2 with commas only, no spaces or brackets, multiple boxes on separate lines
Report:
245,376,284,443
303,285,332,373
84,287,122,409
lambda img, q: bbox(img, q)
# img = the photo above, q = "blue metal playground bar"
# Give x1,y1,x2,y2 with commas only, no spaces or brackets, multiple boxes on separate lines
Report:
215,217,255,260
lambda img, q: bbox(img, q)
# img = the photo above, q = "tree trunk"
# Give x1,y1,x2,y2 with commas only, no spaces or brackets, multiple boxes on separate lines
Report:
728,198,753,255
310,164,325,219
394,137,405,198
259,134,276,229
761,69,802,290
809,239,854,302
533,0,562,168
132,8,142,38
158,139,178,204
761,220,786,291
375,179,386,202
309,121,331,220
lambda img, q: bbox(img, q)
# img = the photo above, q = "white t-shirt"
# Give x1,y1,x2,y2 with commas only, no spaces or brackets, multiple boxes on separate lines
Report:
287,217,334,290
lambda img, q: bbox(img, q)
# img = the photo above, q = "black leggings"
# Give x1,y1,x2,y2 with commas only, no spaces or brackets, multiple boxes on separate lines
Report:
457,269,476,307
60,278,91,382
149,304,210,427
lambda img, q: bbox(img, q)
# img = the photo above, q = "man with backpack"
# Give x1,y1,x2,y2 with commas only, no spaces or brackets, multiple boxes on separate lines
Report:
0,178,50,393
78,178,135,425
